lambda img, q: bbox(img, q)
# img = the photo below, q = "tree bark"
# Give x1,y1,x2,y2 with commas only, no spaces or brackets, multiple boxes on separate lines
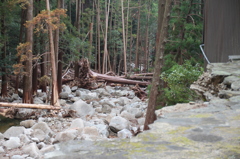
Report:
144,0,172,130
46,0,59,106
121,0,127,74
135,0,141,72
22,0,33,104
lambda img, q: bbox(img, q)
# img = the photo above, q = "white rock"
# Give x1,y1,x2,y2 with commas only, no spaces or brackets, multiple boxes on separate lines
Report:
120,111,135,120
95,124,109,138
55,129,78,142
0,146,4,153
11,155,25,159
3,126,26,139
32,129,46,142
15,108,34,119
3,137,21,149
71,86,78,92
20,120,36,128
70,97,81,102
19,134,31,144
22,143,41,158
37,92,47,101
62,85,72,94
39,145,55,154
69,100,95,118
69,118,84,129
95,88,111,97
59,92,69,99
11,94,20,100
82,126,100,140
0,133,4,139
137,118,145,125
31,122,53,136
117,129,132,139
59,99,67,106
99,98,115,107
109,116,130,131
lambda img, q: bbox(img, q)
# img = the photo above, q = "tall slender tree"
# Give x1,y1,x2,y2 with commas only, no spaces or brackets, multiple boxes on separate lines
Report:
22,0,33,103
144,0,172,130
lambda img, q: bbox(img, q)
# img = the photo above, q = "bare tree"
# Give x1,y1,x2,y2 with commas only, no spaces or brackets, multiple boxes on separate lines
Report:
121,0,127,74
144,0,172,130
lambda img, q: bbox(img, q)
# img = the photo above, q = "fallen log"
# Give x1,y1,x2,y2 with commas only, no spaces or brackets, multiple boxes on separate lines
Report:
0,102,61,110
89,70,149,86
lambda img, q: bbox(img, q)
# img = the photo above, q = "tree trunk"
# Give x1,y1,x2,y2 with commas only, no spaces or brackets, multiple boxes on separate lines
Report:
144,0,172,130
74,0,81,78
0,102,60,110
144,1,150,72
102,0,111,73
15,9,27,93
134,0,141,72
46,0,59,106
0,0,7,97
97,0,101,73
22,0,33,104
121,0,127,74
88,22,93,60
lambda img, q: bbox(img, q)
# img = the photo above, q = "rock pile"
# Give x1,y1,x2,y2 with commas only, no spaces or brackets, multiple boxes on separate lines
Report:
190,61,240,102
0,85,148,158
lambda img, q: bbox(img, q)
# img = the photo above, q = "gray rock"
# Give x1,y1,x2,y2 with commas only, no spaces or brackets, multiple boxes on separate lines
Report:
70,97,81,102
69,100,95,118
231,80,240,90
20,120,36,128
223,76,240,85
22,143,41,158
11,94,20,100
117,129,132,139
3,137,21,149
37,92,47,101
109,116,130,131
11,155,25,159
95,88,111,97
137,118,145,125
62,85,72,94
55,129,78,142
80,92,99,101
99,98,115,107
59,92,69,99
31,122,53,136
70,118,84,129
15,108,34,119
3,126,26,139
82,126,100,140
59,99,67,106
33,97,44,104
135,111,143,118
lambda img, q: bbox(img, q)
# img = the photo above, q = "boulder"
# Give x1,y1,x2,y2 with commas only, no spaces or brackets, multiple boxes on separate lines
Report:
95,124,109,138
95,88,111,97
0,133,4,139
222,76,240,85
15,108,34,119
120,111,135,121
37,92,47,102
71,86,78,92
109,116,130,131
3,126,26,139
20,120,36,128
102,105,112,114
231,81,240,91
19,134,31,144
32,129,46,142
69,100,95,118
31,122,53,136
22,143,41,158
69,118,84,129
55,129,78,142
82,126,100,140
80,92,99,101
39,145,55,154
3,137,21,149
0,146,4,153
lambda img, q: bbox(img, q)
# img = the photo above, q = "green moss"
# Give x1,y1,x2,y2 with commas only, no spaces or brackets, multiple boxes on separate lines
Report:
168,126,191,134
170,136,193,145
189,113,212,118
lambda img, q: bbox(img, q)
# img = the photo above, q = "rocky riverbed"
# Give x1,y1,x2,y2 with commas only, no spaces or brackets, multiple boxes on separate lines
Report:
0,61,240,159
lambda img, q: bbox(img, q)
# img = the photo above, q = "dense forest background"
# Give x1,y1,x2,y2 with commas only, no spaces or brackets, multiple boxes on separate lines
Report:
0,0,204,106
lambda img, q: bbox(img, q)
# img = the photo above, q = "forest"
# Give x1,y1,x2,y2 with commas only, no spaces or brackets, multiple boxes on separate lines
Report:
0,0,204,110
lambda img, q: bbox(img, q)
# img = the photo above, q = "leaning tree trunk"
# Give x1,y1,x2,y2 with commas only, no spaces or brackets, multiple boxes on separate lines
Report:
22,0,33,104
144,0,172,130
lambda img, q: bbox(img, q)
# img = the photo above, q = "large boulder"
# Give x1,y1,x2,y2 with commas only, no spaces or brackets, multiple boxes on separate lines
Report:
69,118,84,129
69,100,95,118
55,129,78,142
3,126,26,139
62,85,72,94
22,143,41,158
117,129,132,139
3,137,22,149
31,122,53,136
20,120,36,128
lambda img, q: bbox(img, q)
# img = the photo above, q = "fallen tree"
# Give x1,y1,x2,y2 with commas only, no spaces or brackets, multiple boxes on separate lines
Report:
0,102,60,110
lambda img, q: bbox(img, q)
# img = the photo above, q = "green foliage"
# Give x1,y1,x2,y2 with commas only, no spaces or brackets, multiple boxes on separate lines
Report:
160,60,203,105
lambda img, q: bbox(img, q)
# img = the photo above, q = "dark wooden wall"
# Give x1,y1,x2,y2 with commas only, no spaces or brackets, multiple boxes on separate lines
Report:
204,0,240,63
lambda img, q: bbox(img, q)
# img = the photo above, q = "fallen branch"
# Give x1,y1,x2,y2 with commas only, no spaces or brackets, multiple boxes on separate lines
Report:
0,102,60,110
89,70,149,86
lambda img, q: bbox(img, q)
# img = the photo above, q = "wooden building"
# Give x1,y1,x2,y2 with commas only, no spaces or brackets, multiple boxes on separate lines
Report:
204,0,240,63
